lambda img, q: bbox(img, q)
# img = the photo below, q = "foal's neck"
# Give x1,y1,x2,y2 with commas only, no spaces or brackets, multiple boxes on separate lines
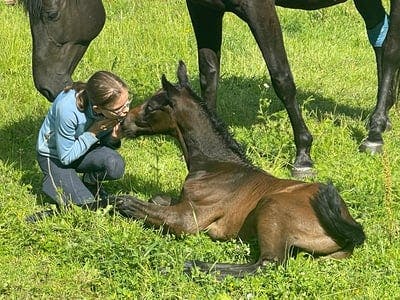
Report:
175,98,249,168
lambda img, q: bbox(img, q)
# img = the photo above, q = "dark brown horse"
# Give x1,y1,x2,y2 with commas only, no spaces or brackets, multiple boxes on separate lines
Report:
22,0,106,101
21,0,399,176
117,61,365,278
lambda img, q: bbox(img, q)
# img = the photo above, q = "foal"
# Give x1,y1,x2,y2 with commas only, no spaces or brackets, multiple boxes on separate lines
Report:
118,61,365,277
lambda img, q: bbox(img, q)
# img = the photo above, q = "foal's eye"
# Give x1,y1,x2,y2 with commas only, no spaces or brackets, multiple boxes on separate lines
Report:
146,104,157,113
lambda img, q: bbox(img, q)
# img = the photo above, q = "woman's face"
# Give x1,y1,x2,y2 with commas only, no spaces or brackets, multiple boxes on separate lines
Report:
95,88,131,120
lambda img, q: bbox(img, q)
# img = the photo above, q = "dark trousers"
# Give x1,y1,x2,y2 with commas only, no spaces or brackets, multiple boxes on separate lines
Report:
37,146,125,206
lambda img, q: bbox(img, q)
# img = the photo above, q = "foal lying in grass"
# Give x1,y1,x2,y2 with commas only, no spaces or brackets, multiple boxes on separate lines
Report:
117,61,365,277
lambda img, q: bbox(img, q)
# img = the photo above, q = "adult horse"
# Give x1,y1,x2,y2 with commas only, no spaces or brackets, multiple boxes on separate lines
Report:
21,0,106,101
21,0,399,177
117,61,365,278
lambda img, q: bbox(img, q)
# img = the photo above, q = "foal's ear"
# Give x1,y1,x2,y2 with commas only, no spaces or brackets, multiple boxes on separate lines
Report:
177,60,189,87
161,74,179,99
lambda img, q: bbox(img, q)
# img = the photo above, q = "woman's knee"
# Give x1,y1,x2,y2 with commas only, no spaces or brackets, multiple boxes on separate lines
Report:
104,152,125,179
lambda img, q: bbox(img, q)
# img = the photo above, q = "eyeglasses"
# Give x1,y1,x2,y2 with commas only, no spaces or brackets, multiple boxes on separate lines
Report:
101,100,131,116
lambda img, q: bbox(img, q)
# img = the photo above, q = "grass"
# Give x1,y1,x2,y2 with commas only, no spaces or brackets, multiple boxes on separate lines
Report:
0,0,399,298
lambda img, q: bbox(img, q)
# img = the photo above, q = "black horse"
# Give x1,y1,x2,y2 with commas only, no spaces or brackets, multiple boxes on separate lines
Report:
22,0,106,102
21,0,399,176
117,61,365,278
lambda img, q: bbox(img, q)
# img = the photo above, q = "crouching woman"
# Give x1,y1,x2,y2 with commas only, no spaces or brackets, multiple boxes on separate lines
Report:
36,71,130,210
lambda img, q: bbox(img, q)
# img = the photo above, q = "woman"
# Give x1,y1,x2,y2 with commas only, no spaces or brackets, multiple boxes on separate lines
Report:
36,71,130,210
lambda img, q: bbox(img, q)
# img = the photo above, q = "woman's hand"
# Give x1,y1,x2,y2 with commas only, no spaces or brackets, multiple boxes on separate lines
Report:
87,118,120,136
111,121,124,139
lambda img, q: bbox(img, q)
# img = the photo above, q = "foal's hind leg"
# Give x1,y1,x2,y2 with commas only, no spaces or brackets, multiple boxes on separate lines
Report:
234,0,314,177
184,258,265,279
186,1,224,111
324,250,352,260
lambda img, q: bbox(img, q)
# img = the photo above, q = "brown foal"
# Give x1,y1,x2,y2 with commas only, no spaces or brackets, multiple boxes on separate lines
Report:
117,61,365,277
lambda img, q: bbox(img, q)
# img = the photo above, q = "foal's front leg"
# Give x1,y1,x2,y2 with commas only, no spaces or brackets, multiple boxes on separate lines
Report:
116,195,203,235
148,195,181,206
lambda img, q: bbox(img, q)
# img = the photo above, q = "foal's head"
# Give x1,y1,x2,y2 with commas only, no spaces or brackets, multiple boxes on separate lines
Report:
123,61,249,164
122,61,193,138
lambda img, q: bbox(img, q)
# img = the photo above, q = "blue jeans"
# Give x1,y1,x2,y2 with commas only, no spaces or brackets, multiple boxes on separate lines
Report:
37,146,125,206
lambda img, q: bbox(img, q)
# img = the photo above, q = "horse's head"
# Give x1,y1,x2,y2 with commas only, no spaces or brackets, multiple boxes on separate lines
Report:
122,61,191,138
22,0,105,101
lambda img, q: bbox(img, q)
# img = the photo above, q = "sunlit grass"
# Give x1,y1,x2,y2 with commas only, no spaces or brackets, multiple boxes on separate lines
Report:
0,0,399,298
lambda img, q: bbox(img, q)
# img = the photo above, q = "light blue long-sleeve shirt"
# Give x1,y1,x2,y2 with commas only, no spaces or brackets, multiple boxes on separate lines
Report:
36,89,101,165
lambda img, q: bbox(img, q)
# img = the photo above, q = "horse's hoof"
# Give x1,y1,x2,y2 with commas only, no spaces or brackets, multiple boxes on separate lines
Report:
359,139,383,154
291,166,316,179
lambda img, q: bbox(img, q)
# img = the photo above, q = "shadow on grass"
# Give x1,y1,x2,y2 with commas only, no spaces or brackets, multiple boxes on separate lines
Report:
214,75,372,128
0,115,43,196
108,172,181,200
139,74,372,129
0,75,373,204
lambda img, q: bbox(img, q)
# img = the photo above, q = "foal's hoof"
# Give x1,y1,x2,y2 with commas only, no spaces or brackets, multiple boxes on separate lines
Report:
149,195,173,206
114,194,136,204
25,209,58,223
291,166,316,179
114,195,141,218
359,139,383,154
183,260,196,275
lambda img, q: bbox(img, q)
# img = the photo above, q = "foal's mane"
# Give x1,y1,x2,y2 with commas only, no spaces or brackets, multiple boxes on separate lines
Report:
181,83,251,165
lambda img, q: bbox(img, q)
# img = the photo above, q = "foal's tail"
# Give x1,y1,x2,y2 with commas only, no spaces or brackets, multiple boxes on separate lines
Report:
311,183,366,250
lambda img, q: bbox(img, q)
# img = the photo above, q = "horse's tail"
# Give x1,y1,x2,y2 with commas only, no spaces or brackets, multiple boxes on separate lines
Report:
311,183,366,250
183,259,264,279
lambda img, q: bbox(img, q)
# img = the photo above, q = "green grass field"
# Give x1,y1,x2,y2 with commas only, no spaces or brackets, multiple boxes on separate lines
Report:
0,0,399,298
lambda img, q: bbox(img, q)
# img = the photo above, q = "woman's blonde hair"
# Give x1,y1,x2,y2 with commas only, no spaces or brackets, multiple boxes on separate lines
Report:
65,71,128,111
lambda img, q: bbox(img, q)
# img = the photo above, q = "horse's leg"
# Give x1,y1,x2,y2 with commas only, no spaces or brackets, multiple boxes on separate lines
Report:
186,1,224,111
354,0,387,82
233,0,314,177
354,0,399,153
370,1,400,122
375,0,400,120
275,0,346,10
